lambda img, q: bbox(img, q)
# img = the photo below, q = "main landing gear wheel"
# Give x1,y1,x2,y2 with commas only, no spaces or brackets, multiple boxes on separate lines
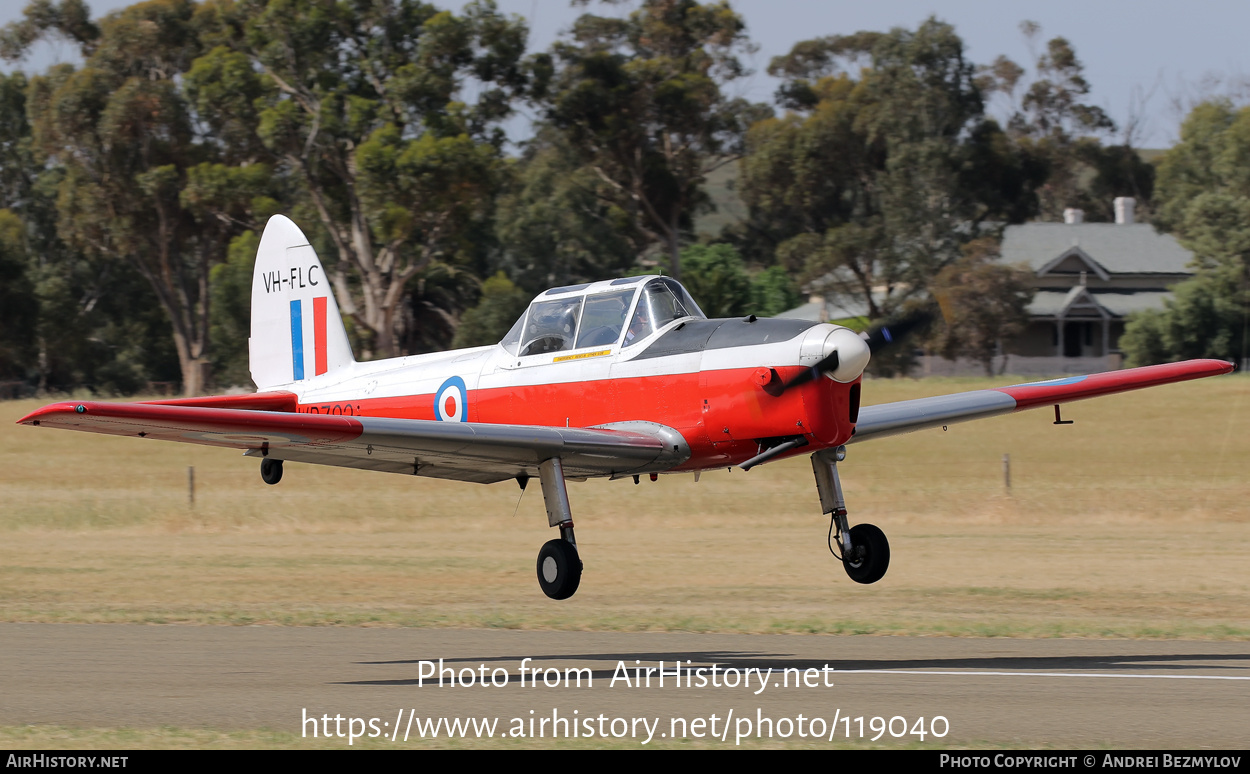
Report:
842,523,889,584
537,539,582,600
260,458,283,485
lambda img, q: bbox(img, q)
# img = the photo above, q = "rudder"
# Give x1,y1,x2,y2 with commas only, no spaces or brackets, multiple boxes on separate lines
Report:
249,215,354,390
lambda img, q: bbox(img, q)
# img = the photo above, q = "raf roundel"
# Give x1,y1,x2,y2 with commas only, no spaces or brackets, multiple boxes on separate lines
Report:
434,376,467,422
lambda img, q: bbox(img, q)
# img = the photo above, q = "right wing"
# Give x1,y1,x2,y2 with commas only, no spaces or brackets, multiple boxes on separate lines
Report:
851,359,1234,443
16,401,688,484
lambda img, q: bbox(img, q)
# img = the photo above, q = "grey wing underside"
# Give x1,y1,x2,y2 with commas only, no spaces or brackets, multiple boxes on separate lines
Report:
850,391,1018,443
848,359,1237,443
17,401,691,486
244,416,691,484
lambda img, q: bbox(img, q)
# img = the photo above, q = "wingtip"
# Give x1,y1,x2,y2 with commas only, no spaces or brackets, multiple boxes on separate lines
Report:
15,401,85,425
1198,358,1237,375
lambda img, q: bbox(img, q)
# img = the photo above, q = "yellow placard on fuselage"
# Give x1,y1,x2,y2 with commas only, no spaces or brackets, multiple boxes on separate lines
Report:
553,349,612,363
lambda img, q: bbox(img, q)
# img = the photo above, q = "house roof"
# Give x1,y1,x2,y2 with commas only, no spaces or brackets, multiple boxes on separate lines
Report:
1028,288,1173,318
776,295,872,322
1002,223,1193,275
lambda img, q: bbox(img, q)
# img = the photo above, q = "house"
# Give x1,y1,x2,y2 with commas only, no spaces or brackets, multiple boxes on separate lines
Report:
999,198,1193,367
777,198,1193,375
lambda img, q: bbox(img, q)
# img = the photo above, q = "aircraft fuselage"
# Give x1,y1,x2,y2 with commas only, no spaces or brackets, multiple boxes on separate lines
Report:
287,317,865,472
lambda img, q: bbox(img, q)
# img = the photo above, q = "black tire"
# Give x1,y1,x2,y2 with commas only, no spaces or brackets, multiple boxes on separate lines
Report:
536,539,582,600
843,523,889,584
260,458,283,486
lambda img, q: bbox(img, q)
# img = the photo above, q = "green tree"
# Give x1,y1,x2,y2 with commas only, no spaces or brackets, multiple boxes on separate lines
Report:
0,0,99,61
928,238,1034,375
0,210,37,381
743,19,1017,321
1121,101,1250,366
0,72,39,383
863,20,990,300
976,22,1121,220
404,261,481,354
1121,273,1247,366
538,0,767,280
748,265,801,317
741,72,890,316
679,242,749,317
191,0,528,358
451,271,530,348
0,54,181,395
208,231,257,387
13,0,230,395
495,126,643,292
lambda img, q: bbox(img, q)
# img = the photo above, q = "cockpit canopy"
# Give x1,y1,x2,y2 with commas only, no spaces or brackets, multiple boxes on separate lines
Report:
499,276,705,357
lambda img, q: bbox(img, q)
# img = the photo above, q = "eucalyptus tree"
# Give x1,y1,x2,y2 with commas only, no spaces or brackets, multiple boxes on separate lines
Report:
190,0,529,358
1121,101,1250,365
12,0,224,394
494,124,644,293
0,69,128,393
536,0,767,280
975,23,1121,220
743,19,1020,321
928,238,1033,376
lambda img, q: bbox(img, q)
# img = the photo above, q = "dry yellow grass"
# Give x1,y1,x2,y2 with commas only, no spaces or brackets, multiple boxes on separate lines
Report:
1,374,1248,637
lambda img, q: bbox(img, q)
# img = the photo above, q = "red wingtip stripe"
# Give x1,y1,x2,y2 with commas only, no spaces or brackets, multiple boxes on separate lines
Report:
16,400,364,446
16,402,79,425
997,359,1235,410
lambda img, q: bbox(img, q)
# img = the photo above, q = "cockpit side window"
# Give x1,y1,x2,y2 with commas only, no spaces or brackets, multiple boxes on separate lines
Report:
518,297,583,357
645,278,703,328
575,289,634,349
622,294,654,347
661,278,706,320
623,279,706,347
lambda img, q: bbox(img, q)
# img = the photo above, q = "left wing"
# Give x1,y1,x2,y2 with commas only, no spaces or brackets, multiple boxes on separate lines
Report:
15,401,688,484
851,359,1234,443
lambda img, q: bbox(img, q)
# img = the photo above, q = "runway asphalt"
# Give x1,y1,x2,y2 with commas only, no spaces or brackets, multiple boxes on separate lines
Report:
1,623,1246,747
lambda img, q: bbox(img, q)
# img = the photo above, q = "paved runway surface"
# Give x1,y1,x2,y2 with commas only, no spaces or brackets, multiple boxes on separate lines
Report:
2,624,1246,747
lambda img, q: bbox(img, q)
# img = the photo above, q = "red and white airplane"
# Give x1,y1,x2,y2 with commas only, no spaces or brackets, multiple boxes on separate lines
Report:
17,216,1235,599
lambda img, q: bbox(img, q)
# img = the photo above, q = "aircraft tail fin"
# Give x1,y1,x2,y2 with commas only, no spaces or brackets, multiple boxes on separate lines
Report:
249,215,355,391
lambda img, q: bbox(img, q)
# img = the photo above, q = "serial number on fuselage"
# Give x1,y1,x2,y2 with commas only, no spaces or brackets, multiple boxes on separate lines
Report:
298,403,362,416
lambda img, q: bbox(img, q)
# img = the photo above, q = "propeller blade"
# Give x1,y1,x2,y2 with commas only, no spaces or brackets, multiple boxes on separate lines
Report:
859,308,936,354
781,350,839,392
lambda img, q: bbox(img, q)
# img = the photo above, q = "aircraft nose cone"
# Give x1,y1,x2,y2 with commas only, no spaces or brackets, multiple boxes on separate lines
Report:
825,327,870,382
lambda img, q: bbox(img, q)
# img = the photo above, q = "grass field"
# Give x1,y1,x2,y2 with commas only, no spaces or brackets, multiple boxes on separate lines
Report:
2,374,1247,639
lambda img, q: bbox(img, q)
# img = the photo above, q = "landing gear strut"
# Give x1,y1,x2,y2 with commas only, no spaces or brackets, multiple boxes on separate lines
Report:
535,457,582,599
812,447,889,584
260,458,283,485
